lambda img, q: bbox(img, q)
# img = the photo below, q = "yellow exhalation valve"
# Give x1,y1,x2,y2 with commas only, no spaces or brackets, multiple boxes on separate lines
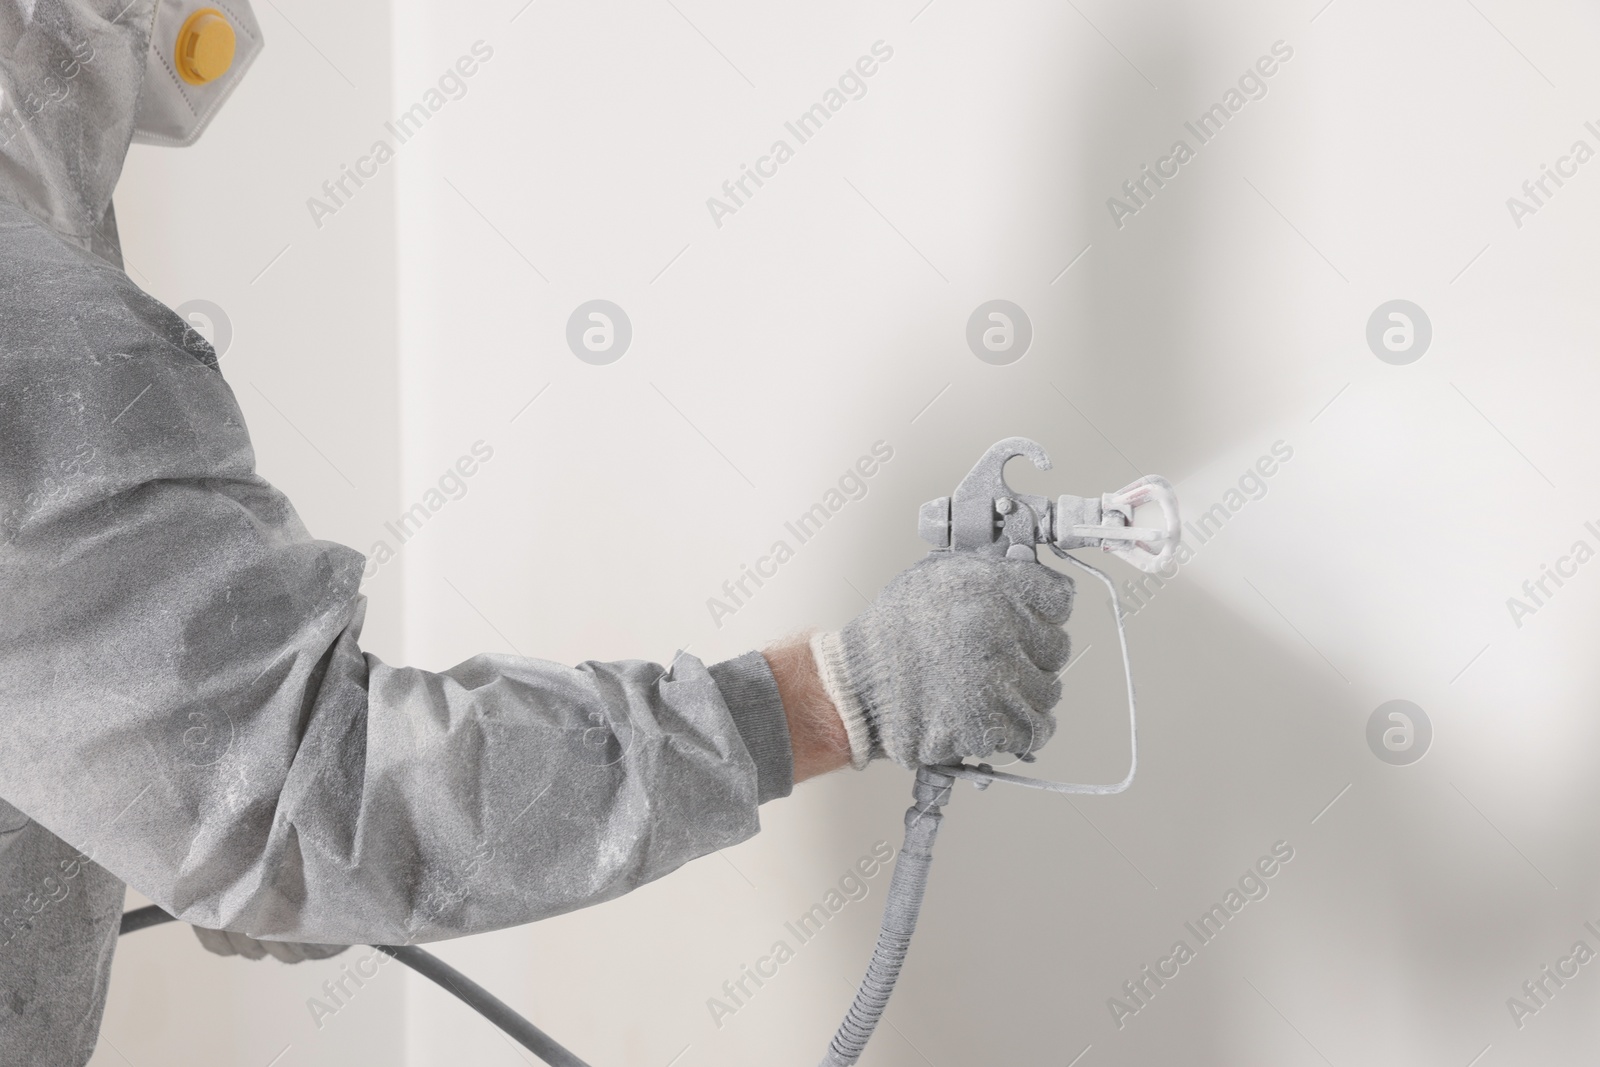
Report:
175,9,237,85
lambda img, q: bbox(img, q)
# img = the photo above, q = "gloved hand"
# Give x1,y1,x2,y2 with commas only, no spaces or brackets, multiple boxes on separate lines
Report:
810,552,1074,769
191,926,350,964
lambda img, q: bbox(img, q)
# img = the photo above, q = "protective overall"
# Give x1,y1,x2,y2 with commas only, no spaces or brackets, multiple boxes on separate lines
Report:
0,5,796,1064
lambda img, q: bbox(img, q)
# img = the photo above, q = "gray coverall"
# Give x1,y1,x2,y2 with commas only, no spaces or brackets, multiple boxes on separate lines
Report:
0,4,795,1063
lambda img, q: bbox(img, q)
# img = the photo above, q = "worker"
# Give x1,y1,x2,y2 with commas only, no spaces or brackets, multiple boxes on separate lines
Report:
0,3,1075,1064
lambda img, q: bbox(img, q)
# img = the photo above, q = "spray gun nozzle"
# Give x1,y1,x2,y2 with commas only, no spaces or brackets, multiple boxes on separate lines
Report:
1054,475,1182,574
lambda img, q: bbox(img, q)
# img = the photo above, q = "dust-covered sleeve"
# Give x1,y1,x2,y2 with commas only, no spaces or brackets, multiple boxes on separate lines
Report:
0,211,794,945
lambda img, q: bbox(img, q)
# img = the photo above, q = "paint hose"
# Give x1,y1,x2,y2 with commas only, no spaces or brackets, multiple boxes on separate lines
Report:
819,764,956,1067
119,906,592,1067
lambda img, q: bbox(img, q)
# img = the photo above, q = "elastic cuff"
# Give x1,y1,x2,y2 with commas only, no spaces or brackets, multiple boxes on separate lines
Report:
809,631,873,770
708,651,795,804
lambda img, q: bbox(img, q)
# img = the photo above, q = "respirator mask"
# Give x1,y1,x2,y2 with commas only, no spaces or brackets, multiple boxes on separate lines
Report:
133,1,263,147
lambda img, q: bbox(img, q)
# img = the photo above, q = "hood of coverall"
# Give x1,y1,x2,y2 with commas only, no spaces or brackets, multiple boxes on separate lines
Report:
0,1,261,265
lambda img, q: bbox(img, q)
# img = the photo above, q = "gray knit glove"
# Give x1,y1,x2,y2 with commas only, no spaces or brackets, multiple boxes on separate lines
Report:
810,553,1074,769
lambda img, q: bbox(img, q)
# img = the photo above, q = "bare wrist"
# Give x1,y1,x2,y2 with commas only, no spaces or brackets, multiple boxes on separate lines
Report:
763,635,851,783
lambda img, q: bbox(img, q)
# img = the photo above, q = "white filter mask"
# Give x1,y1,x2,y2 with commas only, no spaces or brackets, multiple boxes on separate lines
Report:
132,2,264,147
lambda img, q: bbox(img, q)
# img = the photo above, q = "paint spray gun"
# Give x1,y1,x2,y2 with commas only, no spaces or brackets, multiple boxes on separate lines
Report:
819,437,1180,1066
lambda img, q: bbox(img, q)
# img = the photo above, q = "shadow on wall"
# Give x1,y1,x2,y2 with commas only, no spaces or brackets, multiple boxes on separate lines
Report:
1074,21,1213,479
1071,26,1311,482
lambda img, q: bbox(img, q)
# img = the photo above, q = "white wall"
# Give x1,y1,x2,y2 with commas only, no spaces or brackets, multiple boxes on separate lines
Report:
99,0,1600,1064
